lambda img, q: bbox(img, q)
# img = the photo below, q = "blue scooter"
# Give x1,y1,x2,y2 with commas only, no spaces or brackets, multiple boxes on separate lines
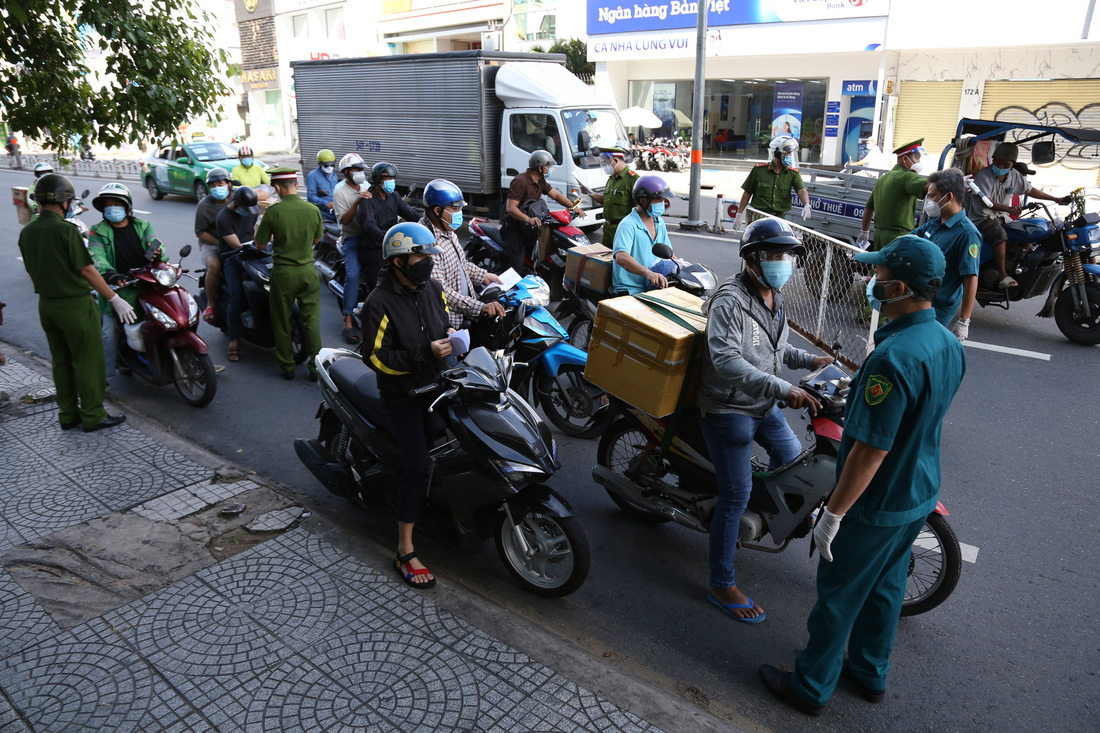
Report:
470,275,613,439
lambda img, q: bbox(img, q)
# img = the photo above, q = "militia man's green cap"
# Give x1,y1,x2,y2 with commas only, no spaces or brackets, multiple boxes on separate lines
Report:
267,166,299,183
598,146,628,158
892,139,925,155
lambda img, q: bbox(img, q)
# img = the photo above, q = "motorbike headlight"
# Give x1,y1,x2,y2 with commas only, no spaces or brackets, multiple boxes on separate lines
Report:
1088,228,1099,243
187,293,199,325
263,282,270,292
154,268,178,287
520,278,551,307
491,459,547,487
147,304,179,329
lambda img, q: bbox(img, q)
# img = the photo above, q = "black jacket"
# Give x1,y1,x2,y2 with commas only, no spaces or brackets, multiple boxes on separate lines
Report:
357,188,420,252
362,267,451,396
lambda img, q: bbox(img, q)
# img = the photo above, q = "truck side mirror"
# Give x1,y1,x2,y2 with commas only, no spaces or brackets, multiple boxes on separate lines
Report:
577,130,591,154
1031,141,1056,165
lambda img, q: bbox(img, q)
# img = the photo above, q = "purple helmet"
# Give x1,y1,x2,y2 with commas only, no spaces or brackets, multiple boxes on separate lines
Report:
632,174,673,204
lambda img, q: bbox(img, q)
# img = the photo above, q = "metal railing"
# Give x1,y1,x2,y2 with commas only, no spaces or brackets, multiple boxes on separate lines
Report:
1,154,143,181
745,206,878,370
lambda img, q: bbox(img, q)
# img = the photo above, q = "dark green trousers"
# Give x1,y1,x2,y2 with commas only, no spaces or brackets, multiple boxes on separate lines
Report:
790,514,927,707
269,263,322,372
39,295,107,428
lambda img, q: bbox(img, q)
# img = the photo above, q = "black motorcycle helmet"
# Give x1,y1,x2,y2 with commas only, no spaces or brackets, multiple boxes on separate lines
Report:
33,173,76,205
206,167,232,185
738,218,806,261
370,161,398,185
230,186,260,215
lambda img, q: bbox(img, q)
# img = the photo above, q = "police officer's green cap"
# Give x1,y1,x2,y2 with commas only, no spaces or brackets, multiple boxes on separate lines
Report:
598,146,627,158
892,139,924,155
855,234,945,291
993,142,1019,162
267,167,299,183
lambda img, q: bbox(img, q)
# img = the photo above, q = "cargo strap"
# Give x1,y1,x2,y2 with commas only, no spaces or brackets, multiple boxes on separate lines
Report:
564,251,598,294
635,293,704,460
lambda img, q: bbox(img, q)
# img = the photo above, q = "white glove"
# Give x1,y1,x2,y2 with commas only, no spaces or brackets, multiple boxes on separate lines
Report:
952,318,970,342
109,295,137,324
813,508,844,562
733,211,747,229
801,203,812,221
856,230,870,250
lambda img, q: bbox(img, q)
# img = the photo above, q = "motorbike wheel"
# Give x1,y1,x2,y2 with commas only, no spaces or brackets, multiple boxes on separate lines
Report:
901,512,962,616
657,156,671,172
1053,281,1100,345
290,314,308,364
567,316,592,351
171,349,217,407
596,417,672,523
145,177,164,201
494,504,590,597
537,364,614,439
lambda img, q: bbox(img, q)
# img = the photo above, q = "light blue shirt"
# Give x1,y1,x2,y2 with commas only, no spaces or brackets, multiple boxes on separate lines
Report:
612,209,671,295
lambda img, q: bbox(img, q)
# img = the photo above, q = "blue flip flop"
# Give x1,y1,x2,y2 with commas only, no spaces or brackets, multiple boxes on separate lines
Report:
707,592,766,624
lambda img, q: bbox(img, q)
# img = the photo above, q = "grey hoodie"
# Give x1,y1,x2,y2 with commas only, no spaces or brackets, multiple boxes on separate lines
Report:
696,272,815,417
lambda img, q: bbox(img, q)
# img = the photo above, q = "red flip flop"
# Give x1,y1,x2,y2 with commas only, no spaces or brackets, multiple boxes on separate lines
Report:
202,307,216,323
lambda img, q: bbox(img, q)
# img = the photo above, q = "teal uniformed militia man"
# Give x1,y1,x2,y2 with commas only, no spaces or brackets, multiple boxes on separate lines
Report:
759,235,966,716
254,167,324,380
859,139,931,251
734,134,812,224
577,146,638,247
17,174,128,432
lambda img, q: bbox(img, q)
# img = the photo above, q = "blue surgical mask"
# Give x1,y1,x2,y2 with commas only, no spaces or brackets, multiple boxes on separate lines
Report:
991,165,1011,176
865,276,909,311
447,209,463,230
760,260,792,289
783,155,794,168
382,179,396,193
211,185,229,200
648,201,666,218
241,157,253,167
104,206,127,223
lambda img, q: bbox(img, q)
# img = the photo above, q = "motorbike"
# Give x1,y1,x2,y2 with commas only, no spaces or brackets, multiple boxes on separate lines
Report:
649,137,679,172
466,205,590,302
194,242,309,364
79,144,95,162
469,275,614,439
112,243,218,407
592,356,962,616
556,242,717,351
973,199,1100,345
294,345,590,597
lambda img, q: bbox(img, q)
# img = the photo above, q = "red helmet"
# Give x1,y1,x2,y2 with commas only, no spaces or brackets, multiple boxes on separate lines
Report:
237,144,253,159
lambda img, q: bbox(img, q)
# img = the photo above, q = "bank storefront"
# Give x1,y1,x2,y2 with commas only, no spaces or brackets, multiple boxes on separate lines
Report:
588,0,892,167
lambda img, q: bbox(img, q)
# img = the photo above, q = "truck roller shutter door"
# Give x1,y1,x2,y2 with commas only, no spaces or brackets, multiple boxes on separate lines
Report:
892,80,963,163
981,80,1100,185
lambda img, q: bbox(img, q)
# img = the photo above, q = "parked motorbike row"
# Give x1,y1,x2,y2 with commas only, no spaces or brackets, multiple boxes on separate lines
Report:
632,137,689,172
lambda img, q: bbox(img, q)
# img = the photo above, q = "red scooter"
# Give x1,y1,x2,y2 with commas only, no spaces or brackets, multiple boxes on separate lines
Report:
111,243,217,406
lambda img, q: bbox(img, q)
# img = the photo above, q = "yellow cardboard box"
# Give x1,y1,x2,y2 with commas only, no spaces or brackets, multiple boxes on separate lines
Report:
564,244,614,293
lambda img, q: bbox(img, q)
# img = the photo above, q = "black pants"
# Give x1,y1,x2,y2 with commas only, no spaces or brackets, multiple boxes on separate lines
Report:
380,393,431,523
501,220,535,273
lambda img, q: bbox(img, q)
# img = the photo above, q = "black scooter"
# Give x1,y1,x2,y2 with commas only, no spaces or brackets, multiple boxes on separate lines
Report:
295,346,590,597
195,243,308,363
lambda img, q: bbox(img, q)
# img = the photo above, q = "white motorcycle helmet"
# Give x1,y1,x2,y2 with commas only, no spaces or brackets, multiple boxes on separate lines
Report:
768,135,800,170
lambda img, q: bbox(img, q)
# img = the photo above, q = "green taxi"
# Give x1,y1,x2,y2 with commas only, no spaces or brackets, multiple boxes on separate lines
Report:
141,140,265,201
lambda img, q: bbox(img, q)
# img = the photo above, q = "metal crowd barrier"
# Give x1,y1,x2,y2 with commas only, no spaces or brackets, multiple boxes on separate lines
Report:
745,206,879,370
2,154,142,181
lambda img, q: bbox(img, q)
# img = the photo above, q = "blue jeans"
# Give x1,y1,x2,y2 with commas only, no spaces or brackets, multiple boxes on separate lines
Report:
342,235,361,316
700,406,802,589
223,254,246,341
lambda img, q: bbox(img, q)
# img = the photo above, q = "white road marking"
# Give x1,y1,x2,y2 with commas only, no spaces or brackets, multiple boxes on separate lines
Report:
672,231,739,243
132,209,152,215
963,340,1051,361
914,537,980,564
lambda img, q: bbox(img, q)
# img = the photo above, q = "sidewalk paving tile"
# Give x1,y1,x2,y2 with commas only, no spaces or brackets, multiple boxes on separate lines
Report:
132,486,219,523
1,473,111,541
0,691,31,733
0,572,56,659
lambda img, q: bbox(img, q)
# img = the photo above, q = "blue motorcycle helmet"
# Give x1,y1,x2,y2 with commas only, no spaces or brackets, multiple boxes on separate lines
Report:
382,222,443,260
424,179,466,209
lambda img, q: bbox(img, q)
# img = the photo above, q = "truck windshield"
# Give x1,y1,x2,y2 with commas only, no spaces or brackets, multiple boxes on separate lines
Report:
561,109,629,157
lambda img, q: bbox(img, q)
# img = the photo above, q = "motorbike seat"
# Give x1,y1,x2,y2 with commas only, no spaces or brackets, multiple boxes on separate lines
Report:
1004,217,1050,244
328,358,448,438
322,221,341,238
479,224,506,247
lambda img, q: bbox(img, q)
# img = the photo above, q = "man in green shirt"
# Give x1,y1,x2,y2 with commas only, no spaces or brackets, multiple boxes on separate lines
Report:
760,235,965,715
17,174,127,432
735,135,812,224
577,146,638,247
859,139,930,251
255,167,324,380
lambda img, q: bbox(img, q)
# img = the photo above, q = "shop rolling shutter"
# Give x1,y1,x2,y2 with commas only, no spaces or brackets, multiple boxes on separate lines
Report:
892,81,963,162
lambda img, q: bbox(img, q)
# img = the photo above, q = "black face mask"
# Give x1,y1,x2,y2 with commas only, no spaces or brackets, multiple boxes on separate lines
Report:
401,257,434,286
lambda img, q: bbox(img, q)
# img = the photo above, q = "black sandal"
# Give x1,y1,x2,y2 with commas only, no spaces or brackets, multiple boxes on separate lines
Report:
394,552,436,589
342,328,360,344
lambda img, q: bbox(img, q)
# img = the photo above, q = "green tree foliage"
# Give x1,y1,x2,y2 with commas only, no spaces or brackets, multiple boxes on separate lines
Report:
0,0,236,151
547,38,594,79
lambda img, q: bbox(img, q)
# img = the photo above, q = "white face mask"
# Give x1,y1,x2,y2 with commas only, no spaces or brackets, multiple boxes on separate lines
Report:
907,155,924,174
923,193,949,219
351,171,367,185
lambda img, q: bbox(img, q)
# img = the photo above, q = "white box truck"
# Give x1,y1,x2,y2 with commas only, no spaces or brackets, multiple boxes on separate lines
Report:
290,51,630,225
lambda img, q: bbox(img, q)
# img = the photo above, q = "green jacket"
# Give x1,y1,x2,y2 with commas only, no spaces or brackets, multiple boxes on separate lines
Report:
600,168,639,247
88,217,164,314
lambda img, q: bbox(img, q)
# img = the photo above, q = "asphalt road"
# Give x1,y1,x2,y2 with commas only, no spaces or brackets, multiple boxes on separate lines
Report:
2,168,1098,732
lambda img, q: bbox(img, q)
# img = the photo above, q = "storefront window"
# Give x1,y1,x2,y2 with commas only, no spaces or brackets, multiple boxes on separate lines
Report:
628,78,828,164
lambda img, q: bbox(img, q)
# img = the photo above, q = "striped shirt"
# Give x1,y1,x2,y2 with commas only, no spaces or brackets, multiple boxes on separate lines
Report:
420,217,490,329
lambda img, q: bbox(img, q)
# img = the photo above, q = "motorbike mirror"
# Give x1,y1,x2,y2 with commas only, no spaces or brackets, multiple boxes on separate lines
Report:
179,244,192,258
81,189,90,198
577,130,591,154
480,284,504,302
232,179,242,187
652,242,675,260
1031,140,1056,166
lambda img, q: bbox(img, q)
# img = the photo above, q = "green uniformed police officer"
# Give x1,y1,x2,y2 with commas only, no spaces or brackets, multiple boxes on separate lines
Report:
735,134,812,224
759,235,966,715
17,174,127,432
859,139,931,251
577,146,638,247
254,167,324,380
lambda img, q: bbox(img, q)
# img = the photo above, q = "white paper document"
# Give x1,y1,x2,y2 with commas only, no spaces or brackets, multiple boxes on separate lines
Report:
496,268,523,292
449,329,471,356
